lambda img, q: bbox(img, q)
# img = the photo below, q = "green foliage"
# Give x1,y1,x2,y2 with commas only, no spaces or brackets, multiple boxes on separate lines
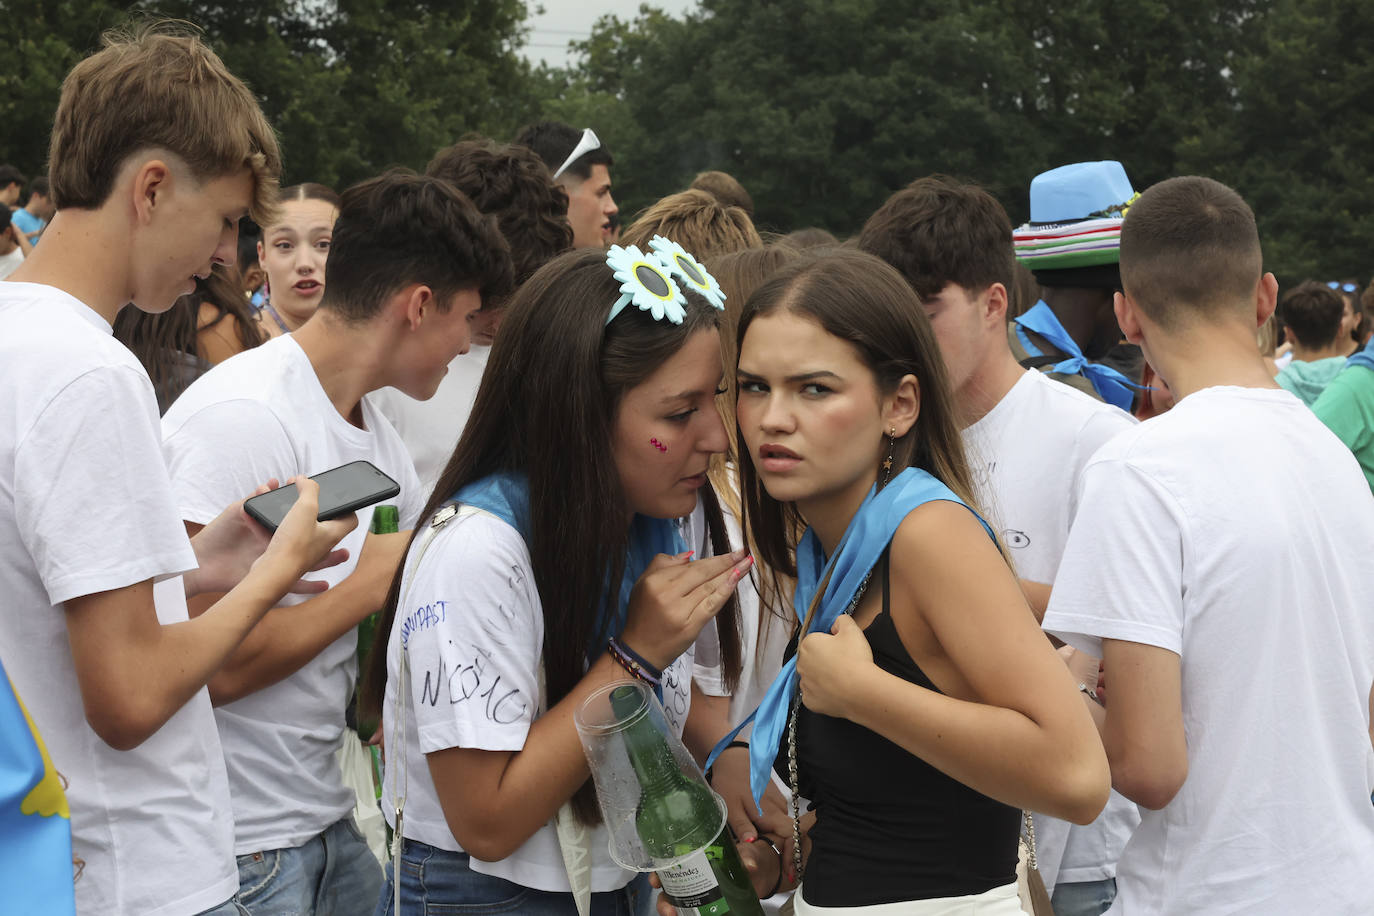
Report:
0,0,541,192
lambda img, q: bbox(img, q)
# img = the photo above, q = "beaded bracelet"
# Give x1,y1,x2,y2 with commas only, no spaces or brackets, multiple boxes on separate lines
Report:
607,636,662,687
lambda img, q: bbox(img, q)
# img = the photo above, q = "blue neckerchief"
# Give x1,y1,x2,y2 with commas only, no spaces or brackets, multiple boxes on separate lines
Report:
704,467,996,810
1014,300,1138,411
452,471,686,669
1346,338,1374,374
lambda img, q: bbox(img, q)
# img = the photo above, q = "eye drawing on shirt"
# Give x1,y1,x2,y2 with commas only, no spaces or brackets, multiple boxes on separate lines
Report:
1002,529,1031,549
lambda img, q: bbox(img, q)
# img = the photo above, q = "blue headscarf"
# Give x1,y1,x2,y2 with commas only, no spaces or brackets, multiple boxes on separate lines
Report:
706,467,996,808
1014,301,1139,411
452,471,687,659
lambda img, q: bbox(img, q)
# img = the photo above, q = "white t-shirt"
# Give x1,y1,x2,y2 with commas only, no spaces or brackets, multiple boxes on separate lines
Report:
1044,386,1374,915
162,334,424,854
0,283,237,915
381,500,717,893
0,246,24,280
962,368,1141,890
374,344,490,495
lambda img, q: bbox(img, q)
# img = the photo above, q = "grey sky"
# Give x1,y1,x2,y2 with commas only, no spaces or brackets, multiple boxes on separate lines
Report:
522,0,698,68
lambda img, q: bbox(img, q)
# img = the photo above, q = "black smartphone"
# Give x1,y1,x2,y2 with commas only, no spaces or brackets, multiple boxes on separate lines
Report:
243,460,400,533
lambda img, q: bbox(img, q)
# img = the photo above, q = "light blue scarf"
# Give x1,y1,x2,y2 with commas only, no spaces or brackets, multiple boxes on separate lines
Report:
452,471,687,659
705,467,996,808
1014,300,1138,411
1346,337,1374,374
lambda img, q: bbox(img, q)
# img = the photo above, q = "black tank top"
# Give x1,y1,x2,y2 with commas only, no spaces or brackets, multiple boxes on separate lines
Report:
778,551,1019,907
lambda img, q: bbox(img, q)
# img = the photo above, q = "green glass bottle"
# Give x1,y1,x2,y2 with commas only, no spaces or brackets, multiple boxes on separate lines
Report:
356,504,399,795
610,685,764,916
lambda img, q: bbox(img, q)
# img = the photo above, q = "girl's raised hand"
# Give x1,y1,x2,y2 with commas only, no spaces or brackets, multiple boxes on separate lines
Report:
796,614,876,720
621,548,753,671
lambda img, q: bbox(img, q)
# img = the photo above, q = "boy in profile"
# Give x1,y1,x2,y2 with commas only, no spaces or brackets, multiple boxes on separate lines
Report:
1043,177,1374,913
0,24,353,916
161,170,512,915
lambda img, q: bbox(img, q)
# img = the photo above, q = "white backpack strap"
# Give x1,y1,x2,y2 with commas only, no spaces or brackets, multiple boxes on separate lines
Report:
540,657,593,916
390,502,459,915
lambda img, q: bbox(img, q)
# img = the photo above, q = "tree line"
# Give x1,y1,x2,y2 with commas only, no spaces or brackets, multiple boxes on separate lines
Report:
1,0,1368,284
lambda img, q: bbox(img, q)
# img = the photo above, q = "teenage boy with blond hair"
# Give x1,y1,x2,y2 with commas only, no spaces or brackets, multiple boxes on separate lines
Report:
0,25,354,915
1043,177,1374,914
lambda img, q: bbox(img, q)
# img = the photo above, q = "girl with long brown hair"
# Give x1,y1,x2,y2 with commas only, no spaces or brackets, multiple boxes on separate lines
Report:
362,244,753,915
731,250,1109,914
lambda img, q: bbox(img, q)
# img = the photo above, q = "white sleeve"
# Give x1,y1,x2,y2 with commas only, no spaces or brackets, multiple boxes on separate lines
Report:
1043,456,1186,658
400,511,542,754
16,366,197,605
1067,407,1138,524
162,399,300,525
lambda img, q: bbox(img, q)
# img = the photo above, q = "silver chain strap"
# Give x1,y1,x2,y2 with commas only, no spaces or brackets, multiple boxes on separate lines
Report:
786,566,874,886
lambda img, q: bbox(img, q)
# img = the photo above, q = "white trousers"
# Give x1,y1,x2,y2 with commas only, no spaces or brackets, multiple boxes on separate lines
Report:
792,882,1025,915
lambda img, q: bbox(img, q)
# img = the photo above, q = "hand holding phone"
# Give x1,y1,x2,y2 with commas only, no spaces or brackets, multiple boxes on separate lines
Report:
244,460,400,533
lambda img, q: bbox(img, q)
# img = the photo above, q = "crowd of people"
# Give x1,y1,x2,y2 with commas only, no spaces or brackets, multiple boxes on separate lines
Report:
2,21,1373,916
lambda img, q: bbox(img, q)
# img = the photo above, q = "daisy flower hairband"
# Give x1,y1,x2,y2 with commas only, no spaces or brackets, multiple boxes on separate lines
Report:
605,236,727,326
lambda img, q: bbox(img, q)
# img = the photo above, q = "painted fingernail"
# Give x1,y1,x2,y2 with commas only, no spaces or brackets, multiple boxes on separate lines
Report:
743,834,756,843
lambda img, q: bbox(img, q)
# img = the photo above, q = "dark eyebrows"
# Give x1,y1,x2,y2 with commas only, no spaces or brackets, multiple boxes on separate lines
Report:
737,368,842,384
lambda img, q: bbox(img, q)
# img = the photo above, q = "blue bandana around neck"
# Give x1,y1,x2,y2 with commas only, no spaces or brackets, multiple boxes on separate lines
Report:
452,471,687,665
704,467,996,809
1346,337,1374,374
1014,300,1138,411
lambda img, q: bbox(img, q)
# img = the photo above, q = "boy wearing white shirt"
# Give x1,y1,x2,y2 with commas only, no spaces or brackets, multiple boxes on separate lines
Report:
1044,176,1374,914
858,176,1140,915
0,25,354,916
162,170,513,916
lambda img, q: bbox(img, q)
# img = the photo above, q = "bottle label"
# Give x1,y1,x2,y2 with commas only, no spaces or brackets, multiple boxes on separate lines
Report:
658,847,730,915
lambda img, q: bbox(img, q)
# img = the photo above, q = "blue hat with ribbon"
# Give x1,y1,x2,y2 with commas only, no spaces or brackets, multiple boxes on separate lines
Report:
1013,161,1138,274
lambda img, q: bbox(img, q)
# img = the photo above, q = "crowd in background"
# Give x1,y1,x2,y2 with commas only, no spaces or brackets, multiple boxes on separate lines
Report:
2,20,1373,916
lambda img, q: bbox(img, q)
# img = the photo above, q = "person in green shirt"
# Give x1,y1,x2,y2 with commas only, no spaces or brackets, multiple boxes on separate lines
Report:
1313,341,1374,492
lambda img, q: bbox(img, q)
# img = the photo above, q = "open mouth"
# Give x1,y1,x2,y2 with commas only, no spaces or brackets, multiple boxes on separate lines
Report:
293,279,322,294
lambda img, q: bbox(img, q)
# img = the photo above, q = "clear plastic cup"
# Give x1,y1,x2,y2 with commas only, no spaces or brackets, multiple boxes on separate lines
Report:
574,680,727,871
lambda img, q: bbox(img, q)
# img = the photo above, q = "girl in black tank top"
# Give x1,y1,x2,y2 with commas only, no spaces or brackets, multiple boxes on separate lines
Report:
726,251,1110,912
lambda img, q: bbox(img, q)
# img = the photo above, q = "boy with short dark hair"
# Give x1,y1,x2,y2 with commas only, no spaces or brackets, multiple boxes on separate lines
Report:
1275,280,1350,404
514,119,618,248
0,24,353,916
12,176,54,243
377,137,572,490
161,169,513,915
1043,176,1374,914
859,176,1138,912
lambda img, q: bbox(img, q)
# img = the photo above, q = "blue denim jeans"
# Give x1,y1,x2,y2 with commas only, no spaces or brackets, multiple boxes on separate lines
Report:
371,839,652,916
236,816,383,916
1050,877,1117,916
197,901,250,916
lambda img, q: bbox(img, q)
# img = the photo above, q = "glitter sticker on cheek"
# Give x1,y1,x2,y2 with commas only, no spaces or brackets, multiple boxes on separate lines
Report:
650,438,668,453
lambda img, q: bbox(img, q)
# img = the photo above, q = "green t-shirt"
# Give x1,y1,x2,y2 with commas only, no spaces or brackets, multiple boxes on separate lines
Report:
1312,365,1374,492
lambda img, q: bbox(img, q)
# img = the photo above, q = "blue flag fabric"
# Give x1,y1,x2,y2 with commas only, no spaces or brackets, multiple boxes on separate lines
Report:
0,659,75,916
1014,301,1138,411
1346,337,1374,374
704,467,996,809
452,471,687,661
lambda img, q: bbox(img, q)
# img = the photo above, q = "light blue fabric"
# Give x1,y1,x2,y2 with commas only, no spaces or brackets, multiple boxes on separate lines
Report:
453,472,686,656
235,817,381,916
1029,161,1134,223
705,467,995,808
0,659,75,916
9,208,44,243
1276,356,1348,406
1346,337,1374,374
1014,301,1138,412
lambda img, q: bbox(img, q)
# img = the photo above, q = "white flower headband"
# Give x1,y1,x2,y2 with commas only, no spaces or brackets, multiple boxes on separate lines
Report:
605,236,726,326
